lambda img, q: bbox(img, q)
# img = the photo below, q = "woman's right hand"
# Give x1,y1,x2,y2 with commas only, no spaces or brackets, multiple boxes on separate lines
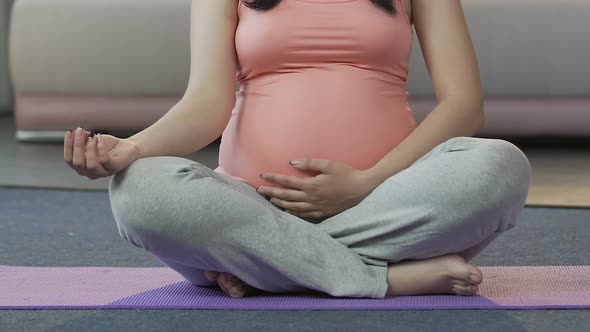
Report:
64,127,141,180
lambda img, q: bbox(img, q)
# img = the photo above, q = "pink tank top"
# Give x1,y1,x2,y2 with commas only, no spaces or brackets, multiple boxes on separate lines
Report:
214,0,417,189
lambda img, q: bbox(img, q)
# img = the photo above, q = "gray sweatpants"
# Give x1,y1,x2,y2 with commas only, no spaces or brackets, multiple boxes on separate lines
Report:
108,136,531,298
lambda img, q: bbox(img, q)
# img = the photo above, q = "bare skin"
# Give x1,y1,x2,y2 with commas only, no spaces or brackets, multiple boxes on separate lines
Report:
384,253,483,296
62,1,485,300
206,253,483,298
203,0,486,300
205,270,260,298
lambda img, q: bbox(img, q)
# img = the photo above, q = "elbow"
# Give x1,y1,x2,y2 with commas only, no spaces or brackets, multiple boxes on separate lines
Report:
476,108,486,134
475,95,485,132
445,93,485,135
469,97,485,135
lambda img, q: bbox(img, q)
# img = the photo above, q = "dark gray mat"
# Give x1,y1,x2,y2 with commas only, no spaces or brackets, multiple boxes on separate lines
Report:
0,188,589,332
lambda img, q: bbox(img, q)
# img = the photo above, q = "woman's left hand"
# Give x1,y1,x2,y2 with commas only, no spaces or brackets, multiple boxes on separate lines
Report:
257,159,378,220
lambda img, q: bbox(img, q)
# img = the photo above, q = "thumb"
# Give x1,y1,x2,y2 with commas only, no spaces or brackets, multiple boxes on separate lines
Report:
291,159,331,173
96,134,118,173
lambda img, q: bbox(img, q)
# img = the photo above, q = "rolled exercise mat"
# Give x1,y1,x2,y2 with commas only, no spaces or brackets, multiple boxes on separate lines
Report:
1,265,589,310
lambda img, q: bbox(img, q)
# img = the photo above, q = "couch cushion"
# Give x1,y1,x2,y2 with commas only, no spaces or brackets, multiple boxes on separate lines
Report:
408,0,590,98
11,0,590,98
10,0,590,138
0,0,15,113
10,0,191,96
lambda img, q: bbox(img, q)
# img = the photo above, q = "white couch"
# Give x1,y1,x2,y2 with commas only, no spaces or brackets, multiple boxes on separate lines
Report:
7,0,590,141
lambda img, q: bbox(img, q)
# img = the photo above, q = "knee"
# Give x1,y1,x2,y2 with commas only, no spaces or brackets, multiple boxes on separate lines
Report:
108,156,208,242
477,140,531,231
108,158,158,245
109,155,210,205
109,156,219,250
109,157,166,195
108,157,164,219
484,139,532,201
447,138,531,206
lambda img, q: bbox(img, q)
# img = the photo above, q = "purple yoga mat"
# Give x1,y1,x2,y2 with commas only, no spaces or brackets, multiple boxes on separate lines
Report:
1,265,589,310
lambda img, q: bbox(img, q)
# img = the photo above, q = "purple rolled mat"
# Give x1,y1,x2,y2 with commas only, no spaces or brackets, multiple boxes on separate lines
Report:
1,265,588,310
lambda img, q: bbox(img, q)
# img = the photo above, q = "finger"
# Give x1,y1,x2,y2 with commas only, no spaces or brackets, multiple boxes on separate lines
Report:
85,136,107,178
257,186,307,202
64,130,75,167
296,159,332,173
260,173,308,190
72,127,88,171
96,134,114,173
270,198,314,212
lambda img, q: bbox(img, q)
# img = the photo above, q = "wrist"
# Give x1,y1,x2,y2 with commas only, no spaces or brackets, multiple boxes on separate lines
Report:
125,137,143,161
361,167,389,192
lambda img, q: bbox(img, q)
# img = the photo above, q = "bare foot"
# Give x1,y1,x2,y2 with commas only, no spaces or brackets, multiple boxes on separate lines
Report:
205,271,259,298
385,253,484,296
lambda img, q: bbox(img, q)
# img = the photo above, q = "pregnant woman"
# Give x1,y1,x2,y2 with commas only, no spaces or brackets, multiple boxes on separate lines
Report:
64,0,531,299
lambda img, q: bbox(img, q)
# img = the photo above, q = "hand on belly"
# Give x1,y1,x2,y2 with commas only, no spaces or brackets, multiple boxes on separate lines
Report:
255,158,377,220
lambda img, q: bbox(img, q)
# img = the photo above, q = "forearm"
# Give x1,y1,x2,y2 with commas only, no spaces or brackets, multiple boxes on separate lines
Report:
127,95,233,159
365,97,485,188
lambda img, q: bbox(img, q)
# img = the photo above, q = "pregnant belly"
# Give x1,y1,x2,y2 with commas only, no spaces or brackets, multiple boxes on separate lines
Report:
216,77,417,189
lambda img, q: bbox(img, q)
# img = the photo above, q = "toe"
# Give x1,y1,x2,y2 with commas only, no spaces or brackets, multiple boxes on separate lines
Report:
205,271,219,281
222,276,239,290
218,274,249,298
469,272,483,285
219,273,235,285
453,284,479,296
216,276,238,296
467,266,483,284
453,279,472,287
224,272,238,282
229,282,246,298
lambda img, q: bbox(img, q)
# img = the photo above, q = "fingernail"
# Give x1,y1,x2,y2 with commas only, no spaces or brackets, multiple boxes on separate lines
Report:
65,131,72,140
469,274,479,283
76,127,82,137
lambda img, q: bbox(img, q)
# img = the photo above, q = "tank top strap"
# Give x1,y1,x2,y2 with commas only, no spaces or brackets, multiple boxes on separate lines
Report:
395,0,412,26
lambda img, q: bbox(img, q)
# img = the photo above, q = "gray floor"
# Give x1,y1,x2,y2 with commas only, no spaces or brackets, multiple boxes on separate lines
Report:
1,113,590,331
